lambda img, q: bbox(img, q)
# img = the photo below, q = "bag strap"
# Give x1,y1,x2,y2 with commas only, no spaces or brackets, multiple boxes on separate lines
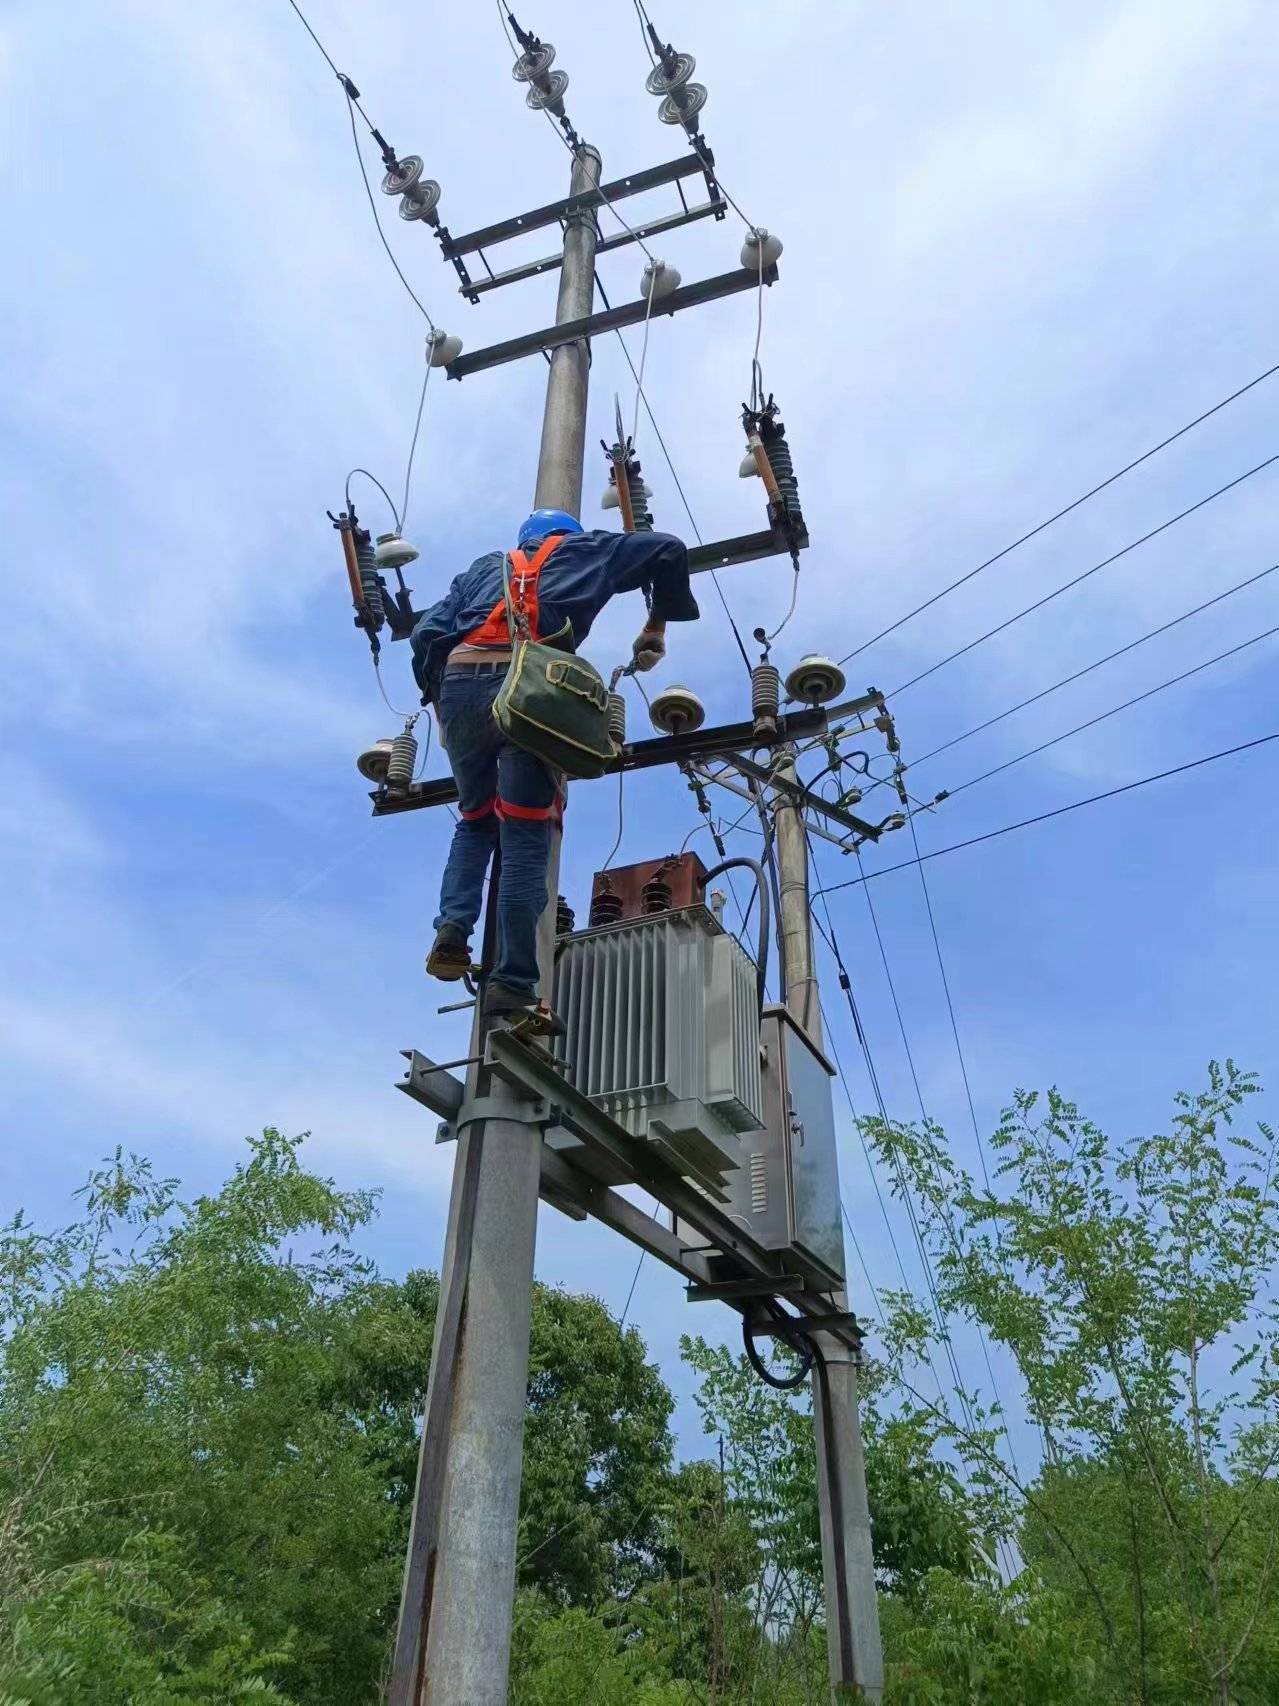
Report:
500,553,527,646
501,535,566,646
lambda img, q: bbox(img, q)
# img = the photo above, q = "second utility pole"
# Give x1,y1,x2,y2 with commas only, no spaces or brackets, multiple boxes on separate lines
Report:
773,754,885,1701
405,143,601,1706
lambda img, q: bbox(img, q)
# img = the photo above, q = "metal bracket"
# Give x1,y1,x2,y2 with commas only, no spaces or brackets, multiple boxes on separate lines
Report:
380,522,809,646
446,264,778,380
462,199,722,297
371,704,836,816
447,1095,554,1137
688,523,809,577
396,1049,465,1120
439,154,709,256
724,751,885,842
686,1276,806,1303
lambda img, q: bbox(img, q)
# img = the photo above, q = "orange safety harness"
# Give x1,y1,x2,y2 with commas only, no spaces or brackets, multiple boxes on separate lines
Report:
462,533,564,648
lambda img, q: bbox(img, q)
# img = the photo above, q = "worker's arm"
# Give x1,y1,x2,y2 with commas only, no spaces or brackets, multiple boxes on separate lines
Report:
597,530,700,624
409,575,466,699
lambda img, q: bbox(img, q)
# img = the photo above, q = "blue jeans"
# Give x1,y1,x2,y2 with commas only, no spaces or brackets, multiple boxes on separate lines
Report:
433,665,559,995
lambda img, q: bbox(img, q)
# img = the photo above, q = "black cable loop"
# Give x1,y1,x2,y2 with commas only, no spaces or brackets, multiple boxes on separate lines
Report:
742,1299,815,1390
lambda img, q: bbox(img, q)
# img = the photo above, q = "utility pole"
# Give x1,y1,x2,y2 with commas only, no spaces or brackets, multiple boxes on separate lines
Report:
352,16,896,1698
772,754,885,1701
390,142,601,1706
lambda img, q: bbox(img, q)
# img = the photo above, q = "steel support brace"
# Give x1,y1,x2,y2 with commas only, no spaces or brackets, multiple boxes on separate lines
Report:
462,199,722,296
380,524,808,644
446,264,778,380
440,154,707,256
687,524,809,576
483,1030,862,1356
370,706,834,817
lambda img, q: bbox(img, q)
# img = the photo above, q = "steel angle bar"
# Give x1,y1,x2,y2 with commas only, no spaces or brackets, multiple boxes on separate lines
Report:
463,200,721,296
446,264,779,379
396,1049,466,1121
539,1149,713,1280
371,707,834,816
688,524,810,576
381,527,809,647
440,155,706,256
484,1032,861,1352
686,1276,806,1302
726,751,886,841
691,764,855,854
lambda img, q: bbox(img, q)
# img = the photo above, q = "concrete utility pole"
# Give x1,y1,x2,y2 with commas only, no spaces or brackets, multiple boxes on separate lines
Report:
772,753,885,1701
395,143,602,1706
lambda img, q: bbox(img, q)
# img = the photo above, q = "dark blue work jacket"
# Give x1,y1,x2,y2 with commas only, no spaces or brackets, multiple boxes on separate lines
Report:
409,529,698,699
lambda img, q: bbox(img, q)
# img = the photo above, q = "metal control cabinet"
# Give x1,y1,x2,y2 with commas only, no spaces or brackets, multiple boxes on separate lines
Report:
725,1005,846,1288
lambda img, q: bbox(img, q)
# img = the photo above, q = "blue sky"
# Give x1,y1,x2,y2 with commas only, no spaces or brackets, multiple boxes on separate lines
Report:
4,0,1278,1460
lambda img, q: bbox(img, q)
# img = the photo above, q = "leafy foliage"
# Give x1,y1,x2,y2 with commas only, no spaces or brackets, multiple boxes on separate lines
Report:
864,1061,1279,1703
6,1064,1276,1702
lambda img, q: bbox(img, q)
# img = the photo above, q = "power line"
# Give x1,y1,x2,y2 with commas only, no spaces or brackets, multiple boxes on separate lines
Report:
945,620,1279,800
835,360,1279,669
593,273,755,674
906,559,1279,771
824,841,1018,1477
807,895,973,1417
401,356,433,532
816,730,1279,894
282,0,443,327
889,454,1279,698
905,816,993,1197
344,94,438,329
284,0,381,134
818,993,950,1408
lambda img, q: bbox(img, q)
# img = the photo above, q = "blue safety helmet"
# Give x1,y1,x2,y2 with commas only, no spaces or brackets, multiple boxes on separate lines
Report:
518,508,584,549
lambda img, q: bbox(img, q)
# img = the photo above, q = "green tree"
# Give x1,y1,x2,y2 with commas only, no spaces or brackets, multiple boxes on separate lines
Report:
864,1062,1279,1703
0,1132,673,1703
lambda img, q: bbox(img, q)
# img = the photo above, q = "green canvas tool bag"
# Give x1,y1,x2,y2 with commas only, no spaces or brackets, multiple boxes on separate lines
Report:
491,554,618,779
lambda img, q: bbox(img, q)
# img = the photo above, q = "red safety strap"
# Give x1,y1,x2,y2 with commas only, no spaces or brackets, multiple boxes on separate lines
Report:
496,791,566,825
496,798,556,821
462,534,564,647
459,797,497,821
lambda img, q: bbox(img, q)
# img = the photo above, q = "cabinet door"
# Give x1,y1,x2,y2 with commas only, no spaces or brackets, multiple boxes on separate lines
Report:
784,1025,845,1281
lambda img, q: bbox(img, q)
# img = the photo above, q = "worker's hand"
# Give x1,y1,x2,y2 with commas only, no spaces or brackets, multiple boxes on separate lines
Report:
631,626,666,672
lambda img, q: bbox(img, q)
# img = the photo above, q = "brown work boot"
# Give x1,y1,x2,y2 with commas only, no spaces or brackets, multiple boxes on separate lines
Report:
426,924,472,982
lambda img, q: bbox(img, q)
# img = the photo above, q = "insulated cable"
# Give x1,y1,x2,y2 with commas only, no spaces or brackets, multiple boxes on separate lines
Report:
835,361,1279,669
344,93,438,330
817,836,1019,1478
631,269,659,446
593,272,754,675
493,0,660,265
345,467,401,530
808,902,974,1424
401,356,432,533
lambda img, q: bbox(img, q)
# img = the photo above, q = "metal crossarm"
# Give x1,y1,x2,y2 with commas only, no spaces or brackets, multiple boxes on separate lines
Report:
370,705,835,816
439,155,710,256
446,264,778,379
463,200,723,296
